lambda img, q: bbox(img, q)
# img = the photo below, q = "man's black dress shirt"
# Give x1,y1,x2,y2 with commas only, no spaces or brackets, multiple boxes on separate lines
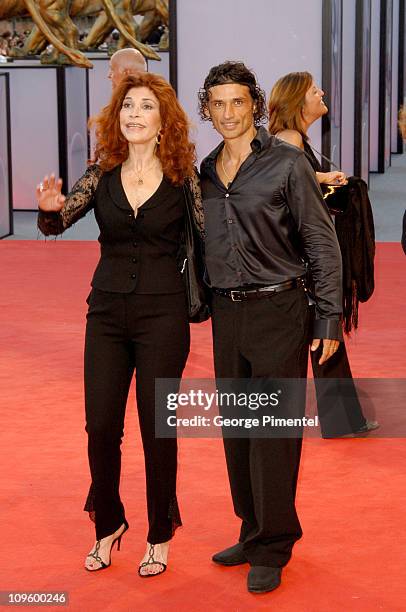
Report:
200,127,343,339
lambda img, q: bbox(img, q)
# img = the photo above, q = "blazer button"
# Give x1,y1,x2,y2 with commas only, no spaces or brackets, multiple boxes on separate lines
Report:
131,273,136,279
132,257,136,263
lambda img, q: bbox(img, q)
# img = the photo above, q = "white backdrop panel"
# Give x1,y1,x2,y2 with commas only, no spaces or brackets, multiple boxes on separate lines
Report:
87,60,112,159
148,52,170,81
342,0,356,176
370,0,381,171
8,68,59,210
0,74,11,237
177,0,323,163
65,67,88,189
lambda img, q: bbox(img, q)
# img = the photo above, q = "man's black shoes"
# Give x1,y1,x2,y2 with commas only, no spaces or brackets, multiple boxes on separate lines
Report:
212,547,282,594
212,543,247,566
247,566,282,594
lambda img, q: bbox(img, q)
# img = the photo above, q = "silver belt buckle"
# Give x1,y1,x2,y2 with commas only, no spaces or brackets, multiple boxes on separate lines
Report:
230,290,242,301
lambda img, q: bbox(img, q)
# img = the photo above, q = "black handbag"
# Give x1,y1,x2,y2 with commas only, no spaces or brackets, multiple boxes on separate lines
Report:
304,142,349,215
180,182,211,323
321,182,349,215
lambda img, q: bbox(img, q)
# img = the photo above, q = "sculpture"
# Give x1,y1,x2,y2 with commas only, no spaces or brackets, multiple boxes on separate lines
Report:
0,0,162,67
81,0,169,51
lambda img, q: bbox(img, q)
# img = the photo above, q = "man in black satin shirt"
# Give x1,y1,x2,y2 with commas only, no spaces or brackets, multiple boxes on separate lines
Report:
198,62,343,594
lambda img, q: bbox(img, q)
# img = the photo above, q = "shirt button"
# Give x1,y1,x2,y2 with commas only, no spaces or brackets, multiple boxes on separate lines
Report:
225,193,230,198
228,219,233,224
131,273,136,279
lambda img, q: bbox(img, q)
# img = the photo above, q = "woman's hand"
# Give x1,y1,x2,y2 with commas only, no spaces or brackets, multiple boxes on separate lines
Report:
316,171,347,185
36,174,66,212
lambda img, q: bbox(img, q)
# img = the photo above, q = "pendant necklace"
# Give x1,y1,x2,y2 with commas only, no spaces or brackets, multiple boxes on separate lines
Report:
221,148,233,187
221,147,251,187
133,158,158,185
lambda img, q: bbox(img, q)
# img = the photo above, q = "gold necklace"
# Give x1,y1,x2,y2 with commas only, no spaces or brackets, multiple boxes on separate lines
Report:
131,158,159,186
221,147,252,186
221,148,233,186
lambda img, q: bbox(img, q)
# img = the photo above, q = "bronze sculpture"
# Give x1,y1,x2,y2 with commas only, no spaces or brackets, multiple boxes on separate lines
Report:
0,0,163,67
80,0,169,52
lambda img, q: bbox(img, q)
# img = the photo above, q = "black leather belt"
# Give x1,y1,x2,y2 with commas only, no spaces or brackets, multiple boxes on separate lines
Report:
212,278,305,302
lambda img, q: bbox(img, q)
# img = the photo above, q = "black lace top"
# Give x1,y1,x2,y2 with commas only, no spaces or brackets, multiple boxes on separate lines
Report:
38,164,204,237
38,164,205,295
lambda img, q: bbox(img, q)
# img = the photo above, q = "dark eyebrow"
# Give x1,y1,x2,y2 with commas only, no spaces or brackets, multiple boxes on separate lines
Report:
210,96,247,103
123,97,156,103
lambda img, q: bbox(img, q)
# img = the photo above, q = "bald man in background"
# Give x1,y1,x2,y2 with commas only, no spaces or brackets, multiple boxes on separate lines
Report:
108,48,147,89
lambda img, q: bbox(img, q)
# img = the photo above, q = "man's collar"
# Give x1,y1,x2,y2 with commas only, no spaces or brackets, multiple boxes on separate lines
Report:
251,126,270,152
203,125,270,166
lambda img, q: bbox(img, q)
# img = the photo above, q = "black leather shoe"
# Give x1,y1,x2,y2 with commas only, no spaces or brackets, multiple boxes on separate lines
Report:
247,566,282,593
336,420,380,438
353,420,380,436
212,543,247,566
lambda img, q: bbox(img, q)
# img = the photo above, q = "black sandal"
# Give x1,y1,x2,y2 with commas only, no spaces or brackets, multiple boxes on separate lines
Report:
85,521,128,572
138,544,167,577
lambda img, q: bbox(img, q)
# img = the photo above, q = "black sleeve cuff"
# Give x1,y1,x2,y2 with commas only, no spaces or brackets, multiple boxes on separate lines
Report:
313,318,343,341
37,210,64,236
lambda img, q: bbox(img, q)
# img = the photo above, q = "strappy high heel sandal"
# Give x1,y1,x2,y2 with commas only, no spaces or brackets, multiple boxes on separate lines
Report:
138,543,167,577
85,520,129,572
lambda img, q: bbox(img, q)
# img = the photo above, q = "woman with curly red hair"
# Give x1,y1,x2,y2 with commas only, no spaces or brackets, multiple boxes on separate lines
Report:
36,73,204,577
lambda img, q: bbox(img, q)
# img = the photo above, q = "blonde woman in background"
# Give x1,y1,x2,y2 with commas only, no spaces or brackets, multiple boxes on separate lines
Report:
268,71,378,438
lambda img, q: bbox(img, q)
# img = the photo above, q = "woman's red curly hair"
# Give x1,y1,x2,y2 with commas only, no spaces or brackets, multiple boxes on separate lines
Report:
91,73,195,184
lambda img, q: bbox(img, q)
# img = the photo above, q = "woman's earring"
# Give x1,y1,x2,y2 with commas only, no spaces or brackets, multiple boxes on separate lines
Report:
156,130,163,146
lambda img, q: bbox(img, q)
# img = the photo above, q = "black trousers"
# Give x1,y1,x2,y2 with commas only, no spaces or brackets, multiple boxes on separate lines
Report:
84,288,190,542
311,335,366,438
211,286,310,568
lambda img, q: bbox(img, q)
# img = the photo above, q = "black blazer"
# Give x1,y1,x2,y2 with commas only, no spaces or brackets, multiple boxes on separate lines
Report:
38,164,207,301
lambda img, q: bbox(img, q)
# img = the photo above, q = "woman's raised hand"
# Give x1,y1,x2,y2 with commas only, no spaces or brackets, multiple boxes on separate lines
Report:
36,174,66,212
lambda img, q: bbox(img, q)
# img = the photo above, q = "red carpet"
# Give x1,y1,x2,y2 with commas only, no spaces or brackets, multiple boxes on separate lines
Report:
0,241,405,611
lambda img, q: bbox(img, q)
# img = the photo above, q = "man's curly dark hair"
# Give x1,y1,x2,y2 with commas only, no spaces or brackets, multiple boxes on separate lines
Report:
198,61,267,127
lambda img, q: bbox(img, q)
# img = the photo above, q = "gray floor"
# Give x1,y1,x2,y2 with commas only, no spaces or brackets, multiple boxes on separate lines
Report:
369,152,406,242
5,154,406,242
7,208,99,241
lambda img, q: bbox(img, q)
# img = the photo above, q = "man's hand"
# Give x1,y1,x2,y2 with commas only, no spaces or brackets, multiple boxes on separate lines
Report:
311,338,340,365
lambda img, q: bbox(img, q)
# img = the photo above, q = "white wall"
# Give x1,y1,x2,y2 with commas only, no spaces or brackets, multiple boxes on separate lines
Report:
177,0,323,163
370,0,381,171
341,0,356,176
0,74,11,237
7,67,60,210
